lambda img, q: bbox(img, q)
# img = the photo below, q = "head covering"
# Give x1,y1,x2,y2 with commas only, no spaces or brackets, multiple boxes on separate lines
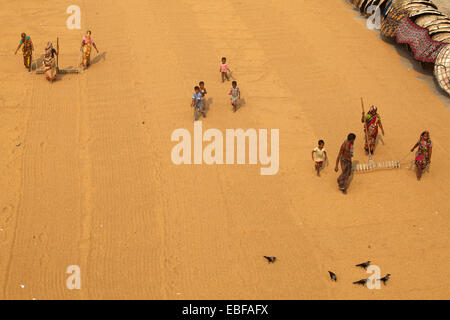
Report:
421,131,430,139
369,105,377,113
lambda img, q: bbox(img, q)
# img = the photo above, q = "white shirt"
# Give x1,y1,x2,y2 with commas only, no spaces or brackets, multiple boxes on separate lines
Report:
313,147,326,162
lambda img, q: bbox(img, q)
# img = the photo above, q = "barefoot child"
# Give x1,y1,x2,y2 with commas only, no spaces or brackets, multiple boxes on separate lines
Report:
191,86,205,120
199,81,207,109
312,140,327,176
229,81,240,112
220,57,231,82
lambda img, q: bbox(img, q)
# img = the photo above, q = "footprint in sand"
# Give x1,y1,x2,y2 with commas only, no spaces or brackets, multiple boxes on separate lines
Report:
38,232,49,245
0,205,14,227
2,204,14,215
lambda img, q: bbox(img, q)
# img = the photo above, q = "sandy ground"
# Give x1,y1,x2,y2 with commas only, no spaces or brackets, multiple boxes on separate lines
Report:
0,0,449,300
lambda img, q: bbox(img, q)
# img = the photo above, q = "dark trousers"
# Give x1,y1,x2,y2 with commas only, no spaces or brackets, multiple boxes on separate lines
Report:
337,158,352,190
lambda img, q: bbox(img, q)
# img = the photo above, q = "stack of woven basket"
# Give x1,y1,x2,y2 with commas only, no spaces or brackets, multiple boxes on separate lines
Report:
349,0,450,95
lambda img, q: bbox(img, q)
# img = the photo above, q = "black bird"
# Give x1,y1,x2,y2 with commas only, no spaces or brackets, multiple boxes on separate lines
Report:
264,256,276,263
328,271,337,281
353,278,368,286
355,261,371,270
378,274,391,285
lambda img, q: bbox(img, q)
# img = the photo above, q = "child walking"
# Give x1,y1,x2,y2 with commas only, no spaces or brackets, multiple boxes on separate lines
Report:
191,86,205,120
220,57,231,82
229,81,240,112
312,140,327,176
199,81,207,109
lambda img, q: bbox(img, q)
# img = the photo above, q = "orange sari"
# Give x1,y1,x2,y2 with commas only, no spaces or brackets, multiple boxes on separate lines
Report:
21,37,33,69
82,36,93,68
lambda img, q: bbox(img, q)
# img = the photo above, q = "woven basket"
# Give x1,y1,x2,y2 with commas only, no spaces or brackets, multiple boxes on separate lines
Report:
358,0,369,10
427,24,450,33
360,0,381,15
408,9,446,19
362,0,391,15
416,15,450,28
381,3,409,37
404,1,438,10
429,27,450,35
434,44,450,95
432,32,450,42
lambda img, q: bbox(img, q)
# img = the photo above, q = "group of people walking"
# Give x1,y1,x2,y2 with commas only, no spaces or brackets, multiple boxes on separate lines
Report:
15,32,433,192
191,57,240,120
15,31,99,82
312,106,433,194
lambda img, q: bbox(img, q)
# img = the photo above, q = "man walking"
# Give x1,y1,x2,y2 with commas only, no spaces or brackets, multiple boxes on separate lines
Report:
335,133,356,194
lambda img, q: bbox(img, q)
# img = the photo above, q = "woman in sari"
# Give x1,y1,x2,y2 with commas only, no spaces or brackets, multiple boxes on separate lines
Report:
411,131,432,181
15,33,34,70
43,42,58,82
80,30,99,69
361,105,385,155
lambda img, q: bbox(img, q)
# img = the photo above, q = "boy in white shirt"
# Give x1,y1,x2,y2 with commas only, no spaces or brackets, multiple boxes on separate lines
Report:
312,140,327,177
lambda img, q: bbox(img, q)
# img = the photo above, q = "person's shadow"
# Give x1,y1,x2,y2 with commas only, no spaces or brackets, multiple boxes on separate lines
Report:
236,97,246,112
31,54,45,71
204,97,213,115
91,51,106,65
372,134,385,153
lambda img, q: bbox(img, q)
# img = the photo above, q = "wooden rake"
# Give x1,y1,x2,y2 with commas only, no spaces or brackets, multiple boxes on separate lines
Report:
36,37,79,75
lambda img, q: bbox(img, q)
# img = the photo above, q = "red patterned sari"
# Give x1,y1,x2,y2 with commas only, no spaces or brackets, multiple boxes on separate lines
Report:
364,112,380,153
415,137,432,170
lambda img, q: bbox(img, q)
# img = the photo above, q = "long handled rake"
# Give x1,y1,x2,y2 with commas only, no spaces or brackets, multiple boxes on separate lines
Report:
37,37,79,75
353,98,403,172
